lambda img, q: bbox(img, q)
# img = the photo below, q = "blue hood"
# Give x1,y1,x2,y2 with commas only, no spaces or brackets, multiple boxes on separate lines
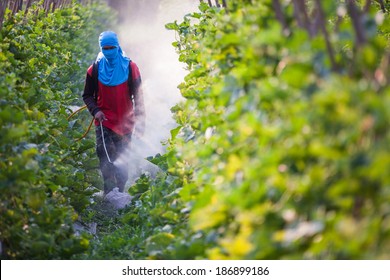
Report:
97,31,130,86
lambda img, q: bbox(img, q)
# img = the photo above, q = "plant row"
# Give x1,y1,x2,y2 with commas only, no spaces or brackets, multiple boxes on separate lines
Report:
0,1,113,259
88,0,390,260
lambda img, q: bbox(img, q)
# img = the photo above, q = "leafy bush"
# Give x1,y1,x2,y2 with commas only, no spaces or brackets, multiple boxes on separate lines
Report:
163,1,390,259
0,1,114,259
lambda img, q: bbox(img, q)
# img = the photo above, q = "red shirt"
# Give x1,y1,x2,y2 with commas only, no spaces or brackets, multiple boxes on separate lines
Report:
85,62,142,135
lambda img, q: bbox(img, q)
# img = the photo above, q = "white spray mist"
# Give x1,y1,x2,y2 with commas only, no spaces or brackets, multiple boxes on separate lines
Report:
110,0,199,186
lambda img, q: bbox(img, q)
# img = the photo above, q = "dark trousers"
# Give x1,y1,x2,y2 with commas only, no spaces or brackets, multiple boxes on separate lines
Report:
96,125,131,194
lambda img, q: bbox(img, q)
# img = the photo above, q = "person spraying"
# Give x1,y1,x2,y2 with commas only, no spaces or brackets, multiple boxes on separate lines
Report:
82,30,145,195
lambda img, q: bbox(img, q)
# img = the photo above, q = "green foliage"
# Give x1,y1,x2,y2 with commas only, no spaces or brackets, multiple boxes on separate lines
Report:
161,1,390,259
82,149,211,260
32,0,390,261
0,1,114,259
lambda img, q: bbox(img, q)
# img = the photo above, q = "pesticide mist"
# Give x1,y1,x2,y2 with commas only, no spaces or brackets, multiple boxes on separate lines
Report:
109,0,199,186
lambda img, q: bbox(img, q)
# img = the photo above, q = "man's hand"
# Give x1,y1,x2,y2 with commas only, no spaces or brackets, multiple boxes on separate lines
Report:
95,111,107,123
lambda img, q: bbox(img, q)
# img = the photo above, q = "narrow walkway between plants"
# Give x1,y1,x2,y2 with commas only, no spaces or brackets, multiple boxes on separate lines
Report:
112,0,199,187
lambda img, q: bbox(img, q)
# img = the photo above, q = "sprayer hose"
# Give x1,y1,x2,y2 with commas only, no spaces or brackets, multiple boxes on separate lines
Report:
67,105,87,121
67,105,94,141
75,118,94,141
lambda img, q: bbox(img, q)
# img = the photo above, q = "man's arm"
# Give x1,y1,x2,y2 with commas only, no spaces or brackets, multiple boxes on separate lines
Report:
82,68,100,117
82,68,107,122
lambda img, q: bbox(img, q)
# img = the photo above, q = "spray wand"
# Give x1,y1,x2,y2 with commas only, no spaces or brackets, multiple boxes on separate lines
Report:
100,121,113,164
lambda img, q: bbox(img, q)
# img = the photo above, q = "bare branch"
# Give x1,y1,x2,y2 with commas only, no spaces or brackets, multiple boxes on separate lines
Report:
315,0,338,71
346,0,367,47
375,0,386,13
292,0,314,37
0,0,8,30
364,0,372,13
272,0,290,36
12,0,23,14
25,0,34,14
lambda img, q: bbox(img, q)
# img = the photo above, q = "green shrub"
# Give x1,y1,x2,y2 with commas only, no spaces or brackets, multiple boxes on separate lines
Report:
0,1,114,259
74,1,390,260
165,1,390,259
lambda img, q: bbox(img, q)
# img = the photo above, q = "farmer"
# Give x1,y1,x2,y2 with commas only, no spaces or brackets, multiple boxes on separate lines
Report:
82,30,145,195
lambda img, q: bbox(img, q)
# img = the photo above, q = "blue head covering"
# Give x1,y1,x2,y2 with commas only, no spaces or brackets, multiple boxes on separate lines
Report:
97,31,130,86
